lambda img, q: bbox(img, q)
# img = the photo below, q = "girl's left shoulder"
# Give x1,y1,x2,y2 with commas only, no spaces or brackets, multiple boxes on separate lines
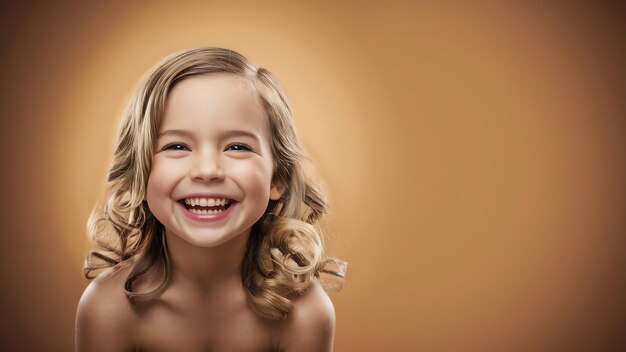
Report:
276,280,336,351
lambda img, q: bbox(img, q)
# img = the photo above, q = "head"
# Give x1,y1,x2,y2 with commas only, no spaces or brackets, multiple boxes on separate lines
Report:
109,47,316,225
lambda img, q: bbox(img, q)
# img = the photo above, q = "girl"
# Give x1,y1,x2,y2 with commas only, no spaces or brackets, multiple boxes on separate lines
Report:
75,47,346,352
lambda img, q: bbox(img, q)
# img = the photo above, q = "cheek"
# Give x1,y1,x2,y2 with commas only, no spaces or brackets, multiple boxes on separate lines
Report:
145,174,160,212
236,161,274,197
145,164,175,204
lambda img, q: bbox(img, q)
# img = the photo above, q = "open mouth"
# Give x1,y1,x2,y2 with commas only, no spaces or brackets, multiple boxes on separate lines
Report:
178,198,235,215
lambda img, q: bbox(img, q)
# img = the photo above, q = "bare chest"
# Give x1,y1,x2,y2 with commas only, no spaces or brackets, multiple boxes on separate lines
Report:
131,301,279,352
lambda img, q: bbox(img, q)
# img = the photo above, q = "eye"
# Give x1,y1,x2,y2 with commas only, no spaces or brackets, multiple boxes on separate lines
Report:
163,143,190,151
225,143,252,152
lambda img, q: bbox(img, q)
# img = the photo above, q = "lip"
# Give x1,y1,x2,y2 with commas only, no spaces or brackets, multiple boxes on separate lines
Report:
177,199,237,223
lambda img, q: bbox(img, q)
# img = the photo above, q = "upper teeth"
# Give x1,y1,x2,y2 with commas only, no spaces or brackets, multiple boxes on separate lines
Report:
184,198,230,206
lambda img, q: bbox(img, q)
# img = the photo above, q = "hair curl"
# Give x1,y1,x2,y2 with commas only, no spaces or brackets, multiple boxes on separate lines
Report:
84,47,346,320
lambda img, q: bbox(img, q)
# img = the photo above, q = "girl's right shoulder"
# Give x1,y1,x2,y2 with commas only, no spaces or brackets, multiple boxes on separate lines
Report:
75,263,138,351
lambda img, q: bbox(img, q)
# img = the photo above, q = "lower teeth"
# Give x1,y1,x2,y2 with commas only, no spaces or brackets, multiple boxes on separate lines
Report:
188,208,225,215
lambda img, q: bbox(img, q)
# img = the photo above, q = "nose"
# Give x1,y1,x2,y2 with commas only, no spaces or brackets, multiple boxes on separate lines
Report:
189,150,225,182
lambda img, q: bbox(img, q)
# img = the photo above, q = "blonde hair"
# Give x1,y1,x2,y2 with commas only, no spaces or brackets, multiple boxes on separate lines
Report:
84,47,346,320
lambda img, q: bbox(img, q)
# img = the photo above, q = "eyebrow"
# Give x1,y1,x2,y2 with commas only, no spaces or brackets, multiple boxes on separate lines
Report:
158,129,194,139
157,129,260,142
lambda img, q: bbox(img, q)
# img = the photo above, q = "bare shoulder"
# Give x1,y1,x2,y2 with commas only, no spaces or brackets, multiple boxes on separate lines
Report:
277,280,336,352
75,263,137,352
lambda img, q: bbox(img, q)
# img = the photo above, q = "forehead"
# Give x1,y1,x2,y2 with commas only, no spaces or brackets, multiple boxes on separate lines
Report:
159,73,267,134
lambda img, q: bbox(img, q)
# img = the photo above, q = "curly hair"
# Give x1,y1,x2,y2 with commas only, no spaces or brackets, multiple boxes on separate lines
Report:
84,47,346,320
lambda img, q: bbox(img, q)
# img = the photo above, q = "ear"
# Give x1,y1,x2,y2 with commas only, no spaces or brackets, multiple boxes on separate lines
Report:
269,178,286,201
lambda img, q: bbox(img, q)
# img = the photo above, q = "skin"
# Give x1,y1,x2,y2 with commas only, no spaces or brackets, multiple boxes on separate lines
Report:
75,74,336,351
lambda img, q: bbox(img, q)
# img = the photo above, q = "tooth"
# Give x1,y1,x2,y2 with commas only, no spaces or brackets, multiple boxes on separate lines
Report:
185,197,233,207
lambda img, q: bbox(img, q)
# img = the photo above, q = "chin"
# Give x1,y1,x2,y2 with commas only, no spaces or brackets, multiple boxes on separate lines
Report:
177,231,248,248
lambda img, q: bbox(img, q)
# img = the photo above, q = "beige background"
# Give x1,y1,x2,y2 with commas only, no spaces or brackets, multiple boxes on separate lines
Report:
1,1,624,351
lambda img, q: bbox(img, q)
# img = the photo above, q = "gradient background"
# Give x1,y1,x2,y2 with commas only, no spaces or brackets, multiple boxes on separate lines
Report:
1,1,624,351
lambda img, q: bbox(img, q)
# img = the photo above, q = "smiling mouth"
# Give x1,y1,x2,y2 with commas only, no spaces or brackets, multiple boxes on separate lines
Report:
177,199,235,215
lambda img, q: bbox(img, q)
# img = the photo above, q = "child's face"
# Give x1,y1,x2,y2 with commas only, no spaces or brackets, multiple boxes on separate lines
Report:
146,73,281,248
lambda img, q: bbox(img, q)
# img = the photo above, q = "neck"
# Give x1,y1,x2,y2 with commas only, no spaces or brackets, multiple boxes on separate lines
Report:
163,228,251,294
